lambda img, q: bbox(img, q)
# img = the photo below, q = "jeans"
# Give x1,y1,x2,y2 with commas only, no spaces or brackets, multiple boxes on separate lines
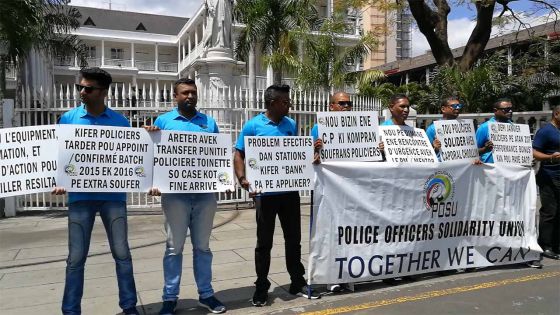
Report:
537,172,560,252
254,192,306,291
62,201,137,315
161,193,217,301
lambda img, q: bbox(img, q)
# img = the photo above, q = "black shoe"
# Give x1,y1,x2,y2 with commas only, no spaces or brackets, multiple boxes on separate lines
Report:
123,307,140,315
159,300,177,315
526,260,543,269
290,285,321,299
198,296,226,314
542,248,560,260
252,289,268,307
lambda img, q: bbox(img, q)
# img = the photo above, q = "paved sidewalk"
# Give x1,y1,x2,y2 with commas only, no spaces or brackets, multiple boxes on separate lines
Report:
0,206,324,314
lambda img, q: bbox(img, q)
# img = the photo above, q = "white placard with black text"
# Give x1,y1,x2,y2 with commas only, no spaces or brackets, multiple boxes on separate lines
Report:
488,122,532,165
153,130,234,193
380,125,437,164
244,136,314,193
56,125,153,192
316,111,382,162
0,126,58,197
433,119,478,162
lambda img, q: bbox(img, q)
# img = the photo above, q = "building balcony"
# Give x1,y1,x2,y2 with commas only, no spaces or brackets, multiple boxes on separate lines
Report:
105,58,132,68
158,62,177,72
6,64,17,80
136,60,155,71
86,58,102,67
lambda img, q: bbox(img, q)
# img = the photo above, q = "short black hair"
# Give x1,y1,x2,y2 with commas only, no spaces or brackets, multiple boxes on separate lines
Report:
264,84,290,108
174,78,196,94
493,98,512,109
441,95,460,107
389,93,409,107
80,67,112,89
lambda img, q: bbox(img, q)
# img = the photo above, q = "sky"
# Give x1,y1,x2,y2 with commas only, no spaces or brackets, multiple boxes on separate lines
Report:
69,0,556,57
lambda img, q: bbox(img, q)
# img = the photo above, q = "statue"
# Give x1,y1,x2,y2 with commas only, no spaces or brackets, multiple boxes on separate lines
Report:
203,0,233,50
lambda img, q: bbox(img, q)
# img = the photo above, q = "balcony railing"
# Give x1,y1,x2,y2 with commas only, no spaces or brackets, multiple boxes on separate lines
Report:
55,56,74,66
86,58,101,67
6,65,17,80
105,58,132,68
136,60,155,71
158,62,178,72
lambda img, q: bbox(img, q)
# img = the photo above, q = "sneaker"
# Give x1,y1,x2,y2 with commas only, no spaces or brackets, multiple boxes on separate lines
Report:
198,296,226,314
526,260,543,269
159,300,177,315
290,285,321,299
327,284,342,293
123,307,140,315
251,289,268,307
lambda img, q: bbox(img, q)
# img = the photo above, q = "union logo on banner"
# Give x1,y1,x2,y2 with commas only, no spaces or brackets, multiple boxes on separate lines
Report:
423,171,459,218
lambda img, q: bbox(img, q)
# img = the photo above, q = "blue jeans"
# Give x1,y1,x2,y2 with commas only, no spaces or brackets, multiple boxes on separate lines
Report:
62,201,137,315
161,193,217,301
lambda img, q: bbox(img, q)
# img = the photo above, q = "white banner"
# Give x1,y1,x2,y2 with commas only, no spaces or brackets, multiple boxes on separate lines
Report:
433,119,478,162
489,122,532,165
56,125,153,192
0,126,58,197
153,130,234,193
244,136,314,193
308,161,540,284
316,111,382,162
380,125,437,163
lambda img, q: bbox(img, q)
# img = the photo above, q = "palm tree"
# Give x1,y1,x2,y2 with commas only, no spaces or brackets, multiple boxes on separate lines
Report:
234,0,318,89
0,0,86,106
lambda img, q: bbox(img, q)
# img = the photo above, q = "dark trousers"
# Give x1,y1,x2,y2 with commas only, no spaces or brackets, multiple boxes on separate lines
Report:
537,173,560,252
254,192,306,290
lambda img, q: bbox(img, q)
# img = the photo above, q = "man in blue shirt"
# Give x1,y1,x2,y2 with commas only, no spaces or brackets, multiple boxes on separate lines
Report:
381,94,410,126
311,91,352,164
233,85,320,307
533,105,560,262
426,96,463,160
53,67,139,315
475,98,514,163
145,78,225,315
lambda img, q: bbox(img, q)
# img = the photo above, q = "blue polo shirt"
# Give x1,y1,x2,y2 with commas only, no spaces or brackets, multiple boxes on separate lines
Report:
533,122,560,179
154,108,219,133
58,104,130,204
426,121,441,161
311,124,318,141
236,113,297,196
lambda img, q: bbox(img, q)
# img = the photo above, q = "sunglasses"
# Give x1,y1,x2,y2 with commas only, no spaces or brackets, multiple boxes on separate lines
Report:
337,101,353,107
496,107,513,113
75,84,104,93
445,103,464,110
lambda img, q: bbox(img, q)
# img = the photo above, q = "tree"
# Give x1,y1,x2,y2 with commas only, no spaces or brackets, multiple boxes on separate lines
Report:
0,0,87,106
406,0,559,71
234,0,318,86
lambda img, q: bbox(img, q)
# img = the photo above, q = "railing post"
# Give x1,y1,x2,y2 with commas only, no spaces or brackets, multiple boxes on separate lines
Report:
2,99,17,217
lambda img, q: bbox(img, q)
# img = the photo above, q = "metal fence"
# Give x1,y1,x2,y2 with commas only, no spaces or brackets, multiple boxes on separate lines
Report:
10,82,383,211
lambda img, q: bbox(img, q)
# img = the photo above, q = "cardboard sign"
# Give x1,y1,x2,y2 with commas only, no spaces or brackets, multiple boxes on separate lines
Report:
380,126,437,164
488,122,532,165
153,130,234,193
433,119,478,162
244,136,314,193
56,125,153,192
0,126,58,197
316,111,382,162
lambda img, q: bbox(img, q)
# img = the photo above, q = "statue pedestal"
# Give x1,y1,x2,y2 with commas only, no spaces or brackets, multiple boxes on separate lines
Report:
192,47,245,129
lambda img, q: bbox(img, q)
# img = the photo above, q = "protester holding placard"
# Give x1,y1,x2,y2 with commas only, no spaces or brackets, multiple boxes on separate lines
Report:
426,96,463,161
53,67,139,315
381,94,411,126
312,92,352,164
475,98,514,163
234,84,320,306
145,78,226,315
532,105,560,262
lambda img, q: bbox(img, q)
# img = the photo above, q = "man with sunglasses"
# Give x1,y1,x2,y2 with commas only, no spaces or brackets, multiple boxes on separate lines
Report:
311,92,353,164
234,84,321,307
475,98,514,163
53,67,139,315
426,96,463,161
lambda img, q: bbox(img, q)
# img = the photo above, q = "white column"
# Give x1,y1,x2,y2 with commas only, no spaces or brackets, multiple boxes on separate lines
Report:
74,52,78,67
195,28,199,46
405,72,409,85
131,42,135,67
188,34,192,53
177,43,181,65
327,0,333,18
101,40,105,66
426,68,430,85
155,43,159,72
182,42,186,59
266,64,273,87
